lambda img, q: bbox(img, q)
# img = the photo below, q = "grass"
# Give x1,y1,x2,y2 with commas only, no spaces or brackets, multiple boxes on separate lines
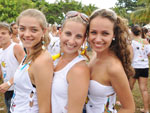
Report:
0,51,150,113
0,79,6,113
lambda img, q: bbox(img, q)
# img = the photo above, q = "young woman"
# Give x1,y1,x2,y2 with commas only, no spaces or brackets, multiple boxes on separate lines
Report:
86,9,135,113
129,25,150,113
51,11,90,113
10,22,20,44
10,9,53,113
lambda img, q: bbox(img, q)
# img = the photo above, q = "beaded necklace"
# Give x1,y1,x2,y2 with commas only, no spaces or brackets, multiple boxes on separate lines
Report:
20,55,31,71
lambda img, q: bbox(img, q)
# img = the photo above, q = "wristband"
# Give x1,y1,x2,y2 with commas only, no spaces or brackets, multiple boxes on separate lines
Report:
7,81,11,86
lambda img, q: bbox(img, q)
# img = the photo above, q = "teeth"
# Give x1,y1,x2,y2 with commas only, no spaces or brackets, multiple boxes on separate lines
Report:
66,43,75,49
94,43,104,47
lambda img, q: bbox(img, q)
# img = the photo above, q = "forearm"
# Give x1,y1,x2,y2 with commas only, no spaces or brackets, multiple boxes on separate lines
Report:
118,108,135,113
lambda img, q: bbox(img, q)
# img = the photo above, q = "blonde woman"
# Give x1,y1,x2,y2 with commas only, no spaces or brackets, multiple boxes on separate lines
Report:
9,9,53,113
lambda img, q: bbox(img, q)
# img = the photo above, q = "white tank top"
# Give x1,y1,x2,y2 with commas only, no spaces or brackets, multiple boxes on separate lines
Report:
10,57,38,113
131,40,150,68
86,80,117,113
0,43,19,91
52,55,85,113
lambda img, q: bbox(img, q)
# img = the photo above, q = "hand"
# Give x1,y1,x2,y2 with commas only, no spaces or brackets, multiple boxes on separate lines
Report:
0,82,10,93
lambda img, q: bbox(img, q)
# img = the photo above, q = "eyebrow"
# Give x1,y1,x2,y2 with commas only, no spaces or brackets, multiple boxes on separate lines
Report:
19,25,38,28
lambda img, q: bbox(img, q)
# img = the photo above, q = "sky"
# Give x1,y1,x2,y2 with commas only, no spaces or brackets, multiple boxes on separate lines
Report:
46,0,118,9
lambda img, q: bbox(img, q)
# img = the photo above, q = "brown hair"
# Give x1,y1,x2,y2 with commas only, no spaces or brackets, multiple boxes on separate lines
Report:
0,22,11,34
131,25,141,36
16,9,50,63
89,9,134,78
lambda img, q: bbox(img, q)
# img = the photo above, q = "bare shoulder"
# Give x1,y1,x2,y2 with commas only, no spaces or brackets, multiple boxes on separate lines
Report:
73,61,89,73
14,44,24,53
68,60,90,80
32,51,53,69
107,57,125,78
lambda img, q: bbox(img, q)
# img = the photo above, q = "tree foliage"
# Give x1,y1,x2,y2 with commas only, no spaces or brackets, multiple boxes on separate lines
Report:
0,0,35,23
0,0,97,24
130,0,150,25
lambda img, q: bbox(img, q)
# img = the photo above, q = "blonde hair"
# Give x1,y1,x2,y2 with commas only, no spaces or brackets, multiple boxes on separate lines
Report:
61,16,88,37
17,9,50,63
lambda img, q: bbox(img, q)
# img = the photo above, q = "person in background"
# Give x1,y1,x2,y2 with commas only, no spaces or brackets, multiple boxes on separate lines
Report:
51,11,90,113
129,25,150,113
0,22,25,113
86,8,135,113
10,22,20,44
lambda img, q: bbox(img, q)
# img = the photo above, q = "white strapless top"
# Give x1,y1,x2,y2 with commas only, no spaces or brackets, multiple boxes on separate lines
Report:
86,80,117,113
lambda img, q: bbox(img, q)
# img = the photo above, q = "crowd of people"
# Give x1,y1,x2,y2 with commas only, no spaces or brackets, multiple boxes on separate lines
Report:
0,8,150,113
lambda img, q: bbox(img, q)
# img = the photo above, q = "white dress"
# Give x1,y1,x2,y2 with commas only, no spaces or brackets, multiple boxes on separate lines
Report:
86,80,117,113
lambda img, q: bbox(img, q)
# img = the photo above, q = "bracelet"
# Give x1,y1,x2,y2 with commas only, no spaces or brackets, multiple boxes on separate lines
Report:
7,81,11,86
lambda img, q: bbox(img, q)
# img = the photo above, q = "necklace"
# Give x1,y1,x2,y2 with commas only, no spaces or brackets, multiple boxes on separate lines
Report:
20,55,31,71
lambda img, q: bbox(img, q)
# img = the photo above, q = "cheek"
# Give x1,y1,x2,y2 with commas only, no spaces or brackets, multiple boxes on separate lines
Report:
18,32,23,38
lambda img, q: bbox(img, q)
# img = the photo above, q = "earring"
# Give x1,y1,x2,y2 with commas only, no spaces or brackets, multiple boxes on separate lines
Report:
112,38,115,41
42,40,46,50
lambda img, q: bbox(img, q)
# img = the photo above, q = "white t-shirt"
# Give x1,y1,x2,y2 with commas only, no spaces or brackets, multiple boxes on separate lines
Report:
131,40,150,68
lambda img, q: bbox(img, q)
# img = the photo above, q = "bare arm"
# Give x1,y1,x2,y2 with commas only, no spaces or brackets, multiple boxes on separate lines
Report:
67,61,90,113
0,78,13,93
31,51,53,113
109,62,135,113
14,44,25,64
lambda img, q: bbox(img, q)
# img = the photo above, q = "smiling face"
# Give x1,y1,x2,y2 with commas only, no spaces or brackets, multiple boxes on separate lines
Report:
18,16,44,50
89,16,114,54
60,20,86,55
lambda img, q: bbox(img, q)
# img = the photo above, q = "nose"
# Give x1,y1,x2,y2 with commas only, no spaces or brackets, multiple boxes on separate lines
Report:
68,36,75,45
95,34,103,42
23,29,31,37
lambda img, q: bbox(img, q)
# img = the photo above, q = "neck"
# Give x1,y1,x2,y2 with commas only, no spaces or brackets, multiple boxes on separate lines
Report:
134,35,141,40
96,49,113,59
2,41,11,50
61,52,78,62
12,34,17,38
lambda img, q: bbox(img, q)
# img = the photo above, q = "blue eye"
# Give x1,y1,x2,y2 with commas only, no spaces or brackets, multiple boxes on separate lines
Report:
76,34,83,39
65,31,71,36
90,31,97,35
19,27,24,31
31,29,38,33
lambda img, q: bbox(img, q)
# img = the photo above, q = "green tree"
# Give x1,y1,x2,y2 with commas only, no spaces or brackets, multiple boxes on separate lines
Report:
0,0,35,23
130,0,150,25
113,0,139,25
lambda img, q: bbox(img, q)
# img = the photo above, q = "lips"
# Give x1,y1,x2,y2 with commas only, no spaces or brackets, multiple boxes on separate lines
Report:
66,43,76,49
23,38,34,42
93,41,105,48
